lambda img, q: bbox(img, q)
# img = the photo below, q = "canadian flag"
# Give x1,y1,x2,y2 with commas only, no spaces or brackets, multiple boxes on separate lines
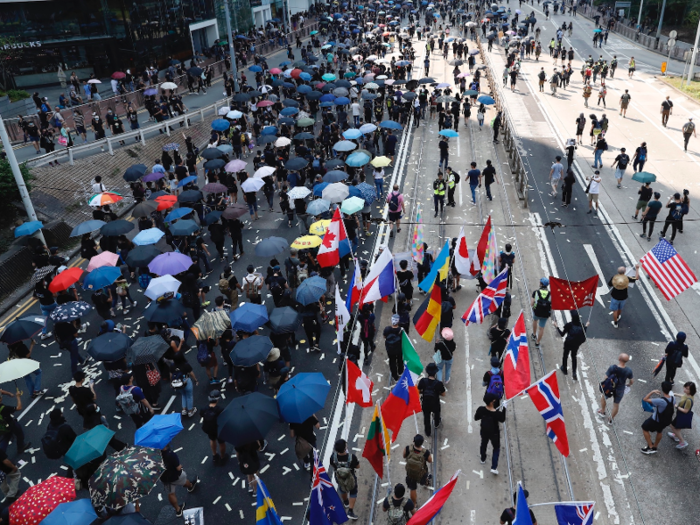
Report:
454,227,479,278
346,358,374,407
317,208,347,267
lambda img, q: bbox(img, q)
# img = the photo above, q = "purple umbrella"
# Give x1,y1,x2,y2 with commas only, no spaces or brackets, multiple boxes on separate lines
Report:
148,252,194,276
144,88,158,96
143,172,165,183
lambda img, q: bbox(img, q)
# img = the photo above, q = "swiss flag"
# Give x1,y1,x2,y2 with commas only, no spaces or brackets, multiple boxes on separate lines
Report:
317,208,346,267
346,358,374,407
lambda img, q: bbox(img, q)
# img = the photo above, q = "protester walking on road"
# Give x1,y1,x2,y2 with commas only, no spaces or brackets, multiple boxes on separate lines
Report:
608,264,639,328
382,484,415,522
475,393,506,475
467,162,481,205
331,439,360,520
659,193,684,245
383,316,404,381
482,161,497,201
435,327,455,384
161,444,200,516
640,192,662,240
683,118,696,151
619,89,631,117
0,390,29,454
598,353,634,423
641,382,675,455
592,135,607,169
201,390,226,465
634,182,653,220
586,171,602,216
661,96,673,127
632,142,648,172
500,489,537,524
667,381,695,450
403,434,432,505
663,332,688,385
561,167,575,207
530,278,551,347
553,311,589,381
387,185,405,238
611,147,630,188
417,363,445,437
446,167,460,206
548,156,564,197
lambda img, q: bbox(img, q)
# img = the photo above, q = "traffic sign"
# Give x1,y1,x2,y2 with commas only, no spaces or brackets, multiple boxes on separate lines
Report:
669,30,678,39
661,62,667,73
668,38,677,47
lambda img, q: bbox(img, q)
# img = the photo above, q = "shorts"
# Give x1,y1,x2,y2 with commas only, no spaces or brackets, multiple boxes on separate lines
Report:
29,134,40,142
361,212,371,222
587,193,599,203
641,417,665,433
163,470,188,493
609,298,626,311
406,472,428,490
388,211,402,222
201,352,218,368
207,432,225,444
337,474,358,498
614,168,625,180
620,102,629,109
76,126,86,135
531,311,548,328
635,200,648,211
612,389,625,404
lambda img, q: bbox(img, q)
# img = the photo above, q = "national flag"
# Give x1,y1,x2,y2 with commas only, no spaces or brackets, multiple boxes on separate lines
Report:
513,485,533,525
346,358,373,407
346,263,363,312
503,312,530,400
406,470,461,525
317,208,346,267
381,367,422,441
640,239,698,300
362,403,391,478
360,248,396,305
554,502,595,525
255,476,283,525
402,330,423,376
418,240,450,292
454,227,479,278
476,215,493,267
549,275,599,310
481,217,498,282
412,279,443,342
335,284,351,342
412,205,424,265
461,268,509,325
309,450,349,525
526,371,570,457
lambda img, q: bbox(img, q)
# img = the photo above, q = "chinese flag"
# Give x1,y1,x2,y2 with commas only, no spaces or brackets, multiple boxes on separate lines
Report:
550,275,599,310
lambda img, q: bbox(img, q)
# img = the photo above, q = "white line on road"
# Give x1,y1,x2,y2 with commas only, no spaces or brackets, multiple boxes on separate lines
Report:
583,244,611,307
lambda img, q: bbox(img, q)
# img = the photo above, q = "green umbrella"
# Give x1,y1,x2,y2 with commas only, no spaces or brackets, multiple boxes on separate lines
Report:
340,196,366,215
465,90,479,96
297,117,315,127
631,171,656,183
65,425,115,469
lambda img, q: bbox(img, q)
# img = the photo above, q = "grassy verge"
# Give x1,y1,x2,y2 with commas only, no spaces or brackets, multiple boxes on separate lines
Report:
0,89,30,102
663,76,700,101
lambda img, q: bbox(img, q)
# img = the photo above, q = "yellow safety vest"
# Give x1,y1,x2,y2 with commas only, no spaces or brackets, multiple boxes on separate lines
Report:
447,173,455,189
434,180,445,196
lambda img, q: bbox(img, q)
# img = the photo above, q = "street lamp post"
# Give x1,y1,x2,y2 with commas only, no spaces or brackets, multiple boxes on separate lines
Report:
224,0,239,93
636,0,643,29
655,0,667,40
687,17,700,87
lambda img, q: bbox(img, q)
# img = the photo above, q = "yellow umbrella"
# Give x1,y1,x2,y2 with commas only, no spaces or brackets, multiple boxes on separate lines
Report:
309,220,331,236
291,235,322,249
371,156,392,168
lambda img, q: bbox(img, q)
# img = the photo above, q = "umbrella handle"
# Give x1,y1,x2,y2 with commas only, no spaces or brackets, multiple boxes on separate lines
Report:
14,381,23,398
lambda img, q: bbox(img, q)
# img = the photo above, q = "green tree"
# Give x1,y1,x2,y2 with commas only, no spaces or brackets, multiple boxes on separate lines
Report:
0,159,35,222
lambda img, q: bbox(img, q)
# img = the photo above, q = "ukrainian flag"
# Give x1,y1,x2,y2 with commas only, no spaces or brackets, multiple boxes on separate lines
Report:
256,477,283,525
418,240,451,293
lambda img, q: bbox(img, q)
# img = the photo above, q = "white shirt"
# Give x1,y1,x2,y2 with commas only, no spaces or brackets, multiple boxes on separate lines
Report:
351,102,361,116
588,176,602,194
374,169,384,180
92,181,106,194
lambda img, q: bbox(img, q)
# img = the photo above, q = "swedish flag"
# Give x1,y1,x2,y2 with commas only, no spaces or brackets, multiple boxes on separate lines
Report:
256,477,283,525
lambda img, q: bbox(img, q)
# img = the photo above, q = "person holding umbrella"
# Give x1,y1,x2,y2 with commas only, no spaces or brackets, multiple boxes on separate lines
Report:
7,340,47,397
161,444,200,516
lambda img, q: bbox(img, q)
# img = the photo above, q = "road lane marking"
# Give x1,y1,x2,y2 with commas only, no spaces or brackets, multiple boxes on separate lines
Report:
583,244,611,307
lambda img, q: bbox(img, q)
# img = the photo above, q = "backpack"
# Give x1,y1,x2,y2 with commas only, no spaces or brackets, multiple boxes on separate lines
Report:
538,70,546,81
671,344,686,367
533,290,551,318
116,386,141,415
599,372,619,398
219,278,232,296
201,407,219,434
389,192,401,213
297,265,309,283
486,372,504,398
658,397,675,427
171,370,187,389
332,452,357,493
405,448,428,482
420,379,438,403
41,426,66,459
683,121,695,134
244,276,260,299
387,499,407,525
138,273,152,289
671,204,684,221
566,324,585,347
197,341,211,365
385,331,402,355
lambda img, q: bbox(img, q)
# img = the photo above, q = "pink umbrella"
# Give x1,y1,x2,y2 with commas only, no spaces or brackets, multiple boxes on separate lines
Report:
87,251,120,272
457,72,471,78
225,159,247,172
257,100,274,107
269,68,282,74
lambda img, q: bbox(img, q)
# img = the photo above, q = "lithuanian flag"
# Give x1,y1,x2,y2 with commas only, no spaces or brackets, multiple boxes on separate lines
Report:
362,403,391,478
412,279,443,342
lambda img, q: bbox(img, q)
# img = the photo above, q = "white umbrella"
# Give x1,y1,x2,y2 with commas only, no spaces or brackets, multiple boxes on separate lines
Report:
322,183,350,203
227,110,243,119
254,166,276,179
0,359,40,384
87,79,102,84
241,178,265,193
275,137,292,147
287,186,312,200
260,85,273,93
161,82,178,90
218,107,231,116
145,275,181,301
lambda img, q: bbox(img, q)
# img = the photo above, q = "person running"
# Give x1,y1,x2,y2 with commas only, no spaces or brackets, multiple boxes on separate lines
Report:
661,96,673,127
611,147,630,189
386,185,405,238
586,171,602,216
330,439,360,520
667,381,695,450
663,332,688,385
608,264,639,328
641,382,675,454
475,393,506,475
682,118,696,151
619,89,631,117
640,192,662,240
160,444,199,516
417,363,446,437
633,182,653,221
403,434,432,505
598,353,634,423
659,192,684,245
201,390,227,465
552,311,589,381
548,156,564,197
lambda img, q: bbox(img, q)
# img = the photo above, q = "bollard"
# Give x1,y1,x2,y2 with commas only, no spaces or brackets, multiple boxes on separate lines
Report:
107,138,114,156
140,130,146,145
165,123,171,136
68,148,74,166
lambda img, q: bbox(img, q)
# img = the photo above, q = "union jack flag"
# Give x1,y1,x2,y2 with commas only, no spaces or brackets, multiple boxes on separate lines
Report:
310,450,348,525
461,268,509,325
554,501,595,525
525,371,570,457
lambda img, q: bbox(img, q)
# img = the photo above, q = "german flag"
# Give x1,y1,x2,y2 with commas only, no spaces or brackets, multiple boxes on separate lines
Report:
362,403,391,478
412,280,443,342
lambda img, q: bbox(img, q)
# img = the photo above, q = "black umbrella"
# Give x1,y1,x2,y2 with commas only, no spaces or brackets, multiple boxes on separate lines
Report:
217,392,280,447
324,170,349,183
418,77,436,84
325,158,346,169
285,157,308,170
204,210,223,225
0,315,46,345
222,204,248,219
402,92,417,100
294,132,315,140
247,90,264,97
101,220,135,237
392,79,407,85
231,335,273,366
127,335,170,365
125,245,162,267
254,236,289,257
449,59,464,66
305,91,323,100
268,307,301,334
283,99,300,108
201,148,225,160
258,135,278,145
147,191,168,201
178,190,204,203
233,93,251,102
50,301,93,323
169,219,199,236
335,79,352,88
87,332,132,361
143,299,187,324
123,164,148,182
103,513,152,525
188,66,203,76
131,201,158,218
203,159,226,170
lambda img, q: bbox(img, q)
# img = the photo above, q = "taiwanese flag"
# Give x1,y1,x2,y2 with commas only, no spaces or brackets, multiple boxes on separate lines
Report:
412,279,443,342
381,367,422,441
362,403,391,478
549,275,599,310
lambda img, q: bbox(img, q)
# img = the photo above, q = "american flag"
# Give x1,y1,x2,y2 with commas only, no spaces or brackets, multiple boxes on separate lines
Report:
640,239,697,301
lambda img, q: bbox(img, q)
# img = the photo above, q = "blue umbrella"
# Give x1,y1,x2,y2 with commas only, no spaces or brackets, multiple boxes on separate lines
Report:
164,207,194,222
177,175,198,188
135,413,184,449
296,275,327,305
231,336,274,366
281,107,299,116
279,117,296,125
323,170,349,183
343,129,363,140
14,221,43,238
261,126,278,135
357,181,377,203
380,120,403,130
297,85,312,94
439,129,459,138
40,499,98,525
478,95,496,105
230,303,269,332
334,96,351,105
64,425,115,469
346,151,371,167
300,72,313,81
306,199,331,215
248,65,263,72
133,227,165,246
320,93,336,102
277,372,331,423
82,266,122,291
70,220,106,237
168,219,199,236
348,186,363,200
211,119,230,131
313,182,330,196
279,60,292,67
319,101,335,108
360,123,377,134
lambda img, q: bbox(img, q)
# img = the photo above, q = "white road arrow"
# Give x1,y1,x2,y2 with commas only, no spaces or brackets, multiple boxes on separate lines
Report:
583,244,610,307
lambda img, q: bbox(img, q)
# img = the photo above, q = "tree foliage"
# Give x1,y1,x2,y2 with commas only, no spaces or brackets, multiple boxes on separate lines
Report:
0,159,35,216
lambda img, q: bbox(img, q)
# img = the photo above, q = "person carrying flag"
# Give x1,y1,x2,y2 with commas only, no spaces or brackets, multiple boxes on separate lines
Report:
417,363,446,437
552,311,590,381
530,278,551,347
382,483,416,524
475,393,506,475
499,489,538,524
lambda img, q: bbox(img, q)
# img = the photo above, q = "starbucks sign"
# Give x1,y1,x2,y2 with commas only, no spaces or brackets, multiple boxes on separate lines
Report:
2,41,42,50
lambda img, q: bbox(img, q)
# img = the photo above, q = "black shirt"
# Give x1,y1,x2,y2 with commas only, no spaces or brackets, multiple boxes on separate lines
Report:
607,275,637,301
161,449,181,483
474,406,506,436
290,415,318,446
661,99,673,111
483,166,496,185
69,385,95,413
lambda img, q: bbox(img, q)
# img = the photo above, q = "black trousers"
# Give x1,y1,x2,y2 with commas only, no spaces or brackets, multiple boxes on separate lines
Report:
562,346,578,374
447,187,456,205
661,219,679,241
562,183,573,205
388,351,404,381
422,403,441,436
665,361,678,383
642,217,656,237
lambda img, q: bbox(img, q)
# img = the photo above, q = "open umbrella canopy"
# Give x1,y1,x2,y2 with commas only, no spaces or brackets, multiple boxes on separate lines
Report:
277,372,331,423
0,316,45,345
50,301,93,323
148,252,192,276
14,221,43,238
341,196,365,215
142,299,186,324
217,392,280,447
306,199,331,215
135,413,183,449
287,186,312,200
168,219,199,237
333,140,357,152
48,267,83,293
102,513,152,525
211,119,230,131
296,276,327,305
127,335,170,366
380,120,403,130
231,335,273,366
203,159,226,171
285,157,309,171
439,129,459,138
88,192,123,207
123,164,148,182
309,219,330,236
131,201,158,219
346,151,371,167
132,228,165,246
70,220,106,237
178,190,204,203
478,95,495,105
241,178,265,193
323,170,349,183
86,251,120,272
255,236,289,257
88,446,164,509
192,310,231,341
64,425,115,469
100,220,134,237
164,207,194,223
124,245,161,268
10,476,76,525
0,358,39,383
87,332,132,361
177,176,198,188
632,171,656,183
269,307,302,334
322,182,350,203
145,275,181,301
82,266,122,290
291,235,322,249
39,499,97,525
230,304,269,333
225,159,248,172
222,204,249,219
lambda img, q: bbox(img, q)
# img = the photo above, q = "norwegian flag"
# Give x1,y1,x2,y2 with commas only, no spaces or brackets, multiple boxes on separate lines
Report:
503,312,530,400
525,371,570,457
554,502,595,525
461,268,509,325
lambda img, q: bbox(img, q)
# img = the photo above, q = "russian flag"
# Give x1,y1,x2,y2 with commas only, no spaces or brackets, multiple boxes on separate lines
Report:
406,471,461,525
360,248,396,306
346,263,362,313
